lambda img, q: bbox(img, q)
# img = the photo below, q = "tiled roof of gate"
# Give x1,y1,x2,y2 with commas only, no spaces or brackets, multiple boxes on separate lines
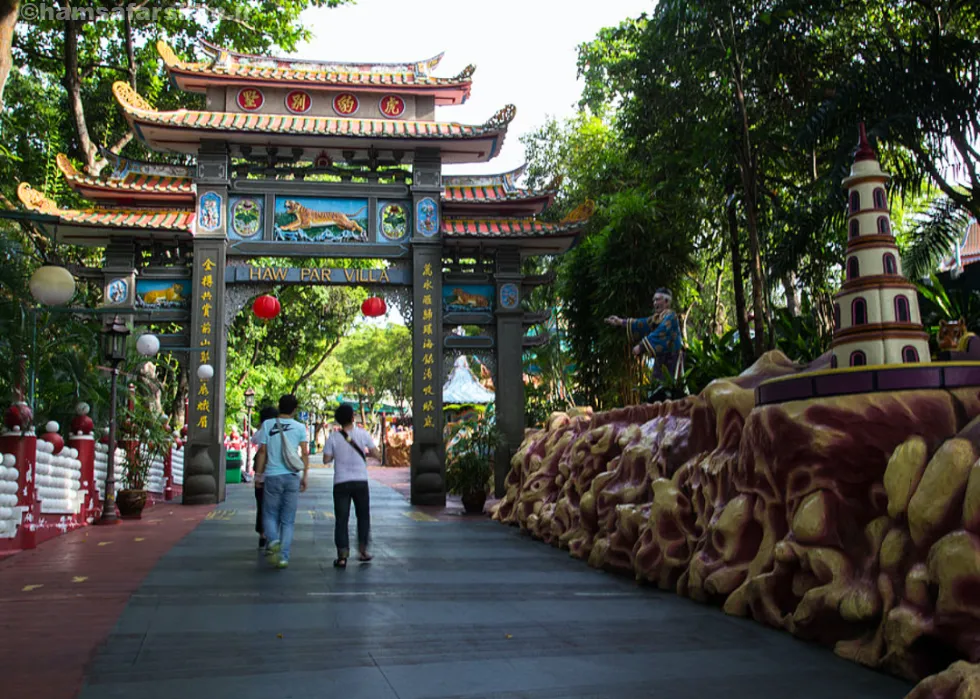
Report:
441,218,586,238
158,40,476,90
17,183,194,231
56,154,194,196
113,81,513,139
441,165,560,205
441,180,560,204
441,201,594,238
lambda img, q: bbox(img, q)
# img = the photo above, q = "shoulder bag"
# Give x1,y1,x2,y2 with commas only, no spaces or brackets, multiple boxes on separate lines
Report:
341,429,367,463
276,418,305,474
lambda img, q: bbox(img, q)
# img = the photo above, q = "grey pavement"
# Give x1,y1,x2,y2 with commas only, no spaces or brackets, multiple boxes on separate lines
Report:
79,470,913,699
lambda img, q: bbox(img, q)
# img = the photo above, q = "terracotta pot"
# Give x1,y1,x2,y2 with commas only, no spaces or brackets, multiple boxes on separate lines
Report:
117,489,148,519
461,490,487,515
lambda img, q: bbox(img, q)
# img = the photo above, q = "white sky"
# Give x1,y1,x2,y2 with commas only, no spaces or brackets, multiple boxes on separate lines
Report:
296,0,655,326
298,0,656,175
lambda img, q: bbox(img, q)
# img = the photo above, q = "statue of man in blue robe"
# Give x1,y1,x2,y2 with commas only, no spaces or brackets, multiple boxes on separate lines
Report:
605,287,682,381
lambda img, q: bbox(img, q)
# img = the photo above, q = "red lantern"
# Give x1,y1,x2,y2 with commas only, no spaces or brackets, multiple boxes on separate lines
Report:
361,297,387,317
253,295,281,320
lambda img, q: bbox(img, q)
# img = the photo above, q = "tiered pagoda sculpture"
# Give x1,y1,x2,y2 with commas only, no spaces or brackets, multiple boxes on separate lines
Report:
17,40,590,506
831,124,930,368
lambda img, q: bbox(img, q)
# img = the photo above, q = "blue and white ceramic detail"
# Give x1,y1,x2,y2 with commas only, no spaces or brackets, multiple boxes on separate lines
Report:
198,192,222,232
499,283,519,310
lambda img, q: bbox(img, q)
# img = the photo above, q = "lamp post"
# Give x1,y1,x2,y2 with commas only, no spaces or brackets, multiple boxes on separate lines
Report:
98,315,129,525
243,387,255,476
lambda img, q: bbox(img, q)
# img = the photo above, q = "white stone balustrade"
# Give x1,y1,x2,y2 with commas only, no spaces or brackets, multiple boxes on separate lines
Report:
93,442,125,499
35,440,83,514
171,446,184,486
0,452,20,538
148,454,165,494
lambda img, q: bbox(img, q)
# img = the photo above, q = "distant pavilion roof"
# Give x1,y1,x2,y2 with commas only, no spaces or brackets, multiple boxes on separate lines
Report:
443,355,495,404
113,81,513,163
65,152,556,215
159,40,474,105
442,165,560,216
940,219,980,272
16,183,193,244
440,200,593,254
56,153,194,206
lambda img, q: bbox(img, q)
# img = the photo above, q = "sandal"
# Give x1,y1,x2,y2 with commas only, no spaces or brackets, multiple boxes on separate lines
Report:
358,552,373,562
333,557,347,568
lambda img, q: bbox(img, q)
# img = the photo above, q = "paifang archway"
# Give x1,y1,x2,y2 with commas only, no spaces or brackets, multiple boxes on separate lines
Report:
17,39,591,506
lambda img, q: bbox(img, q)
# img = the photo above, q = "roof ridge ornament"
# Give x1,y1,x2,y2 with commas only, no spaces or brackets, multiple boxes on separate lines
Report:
484,105,516,130
195,37,446,76
854,122,877,162
17,183,60,215
112,81,155,113
561,199,595,224
442,163,528,187
452,64,477,81
156,39,183,69
94,146,195,179
55,153,81,178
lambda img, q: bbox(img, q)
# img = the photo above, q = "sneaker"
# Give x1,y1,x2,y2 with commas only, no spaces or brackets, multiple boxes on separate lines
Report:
276,559,289,569
265,540,281,565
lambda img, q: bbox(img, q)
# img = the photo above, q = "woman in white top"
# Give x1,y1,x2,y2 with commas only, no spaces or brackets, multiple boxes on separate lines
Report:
322,403,380,568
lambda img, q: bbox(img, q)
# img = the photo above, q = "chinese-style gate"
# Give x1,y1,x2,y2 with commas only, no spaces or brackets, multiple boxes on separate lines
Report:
17,40,590,506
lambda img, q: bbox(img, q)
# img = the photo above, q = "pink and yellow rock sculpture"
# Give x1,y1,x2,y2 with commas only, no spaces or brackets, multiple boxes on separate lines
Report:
492,350,980,695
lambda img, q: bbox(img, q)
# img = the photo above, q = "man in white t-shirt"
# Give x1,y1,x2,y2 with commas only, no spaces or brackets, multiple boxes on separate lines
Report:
254,394,309,569
250,406,279,549
322,403,379,568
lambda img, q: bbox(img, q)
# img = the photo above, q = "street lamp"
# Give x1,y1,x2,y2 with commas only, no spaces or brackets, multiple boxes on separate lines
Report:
244,387,255,475
24,264,77,409
98,315,129,525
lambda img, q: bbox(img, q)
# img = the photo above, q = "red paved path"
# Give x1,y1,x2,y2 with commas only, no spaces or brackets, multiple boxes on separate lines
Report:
0,502,214,699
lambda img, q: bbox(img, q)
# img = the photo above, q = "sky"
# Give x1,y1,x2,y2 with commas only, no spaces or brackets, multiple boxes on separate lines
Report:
296,0,655,326
298,0,656,175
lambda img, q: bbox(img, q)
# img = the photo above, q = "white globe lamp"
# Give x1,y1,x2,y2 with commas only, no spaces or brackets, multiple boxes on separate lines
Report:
29,265,76,306
197,364,214,380
136,333,161,357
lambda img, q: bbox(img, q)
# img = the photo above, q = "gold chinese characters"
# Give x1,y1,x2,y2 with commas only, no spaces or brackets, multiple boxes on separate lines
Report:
418,261,437,432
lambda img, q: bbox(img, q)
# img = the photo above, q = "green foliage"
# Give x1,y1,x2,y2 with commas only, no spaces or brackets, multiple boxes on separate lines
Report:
916,274,980,347
445,410,501,497
771,300,831,365
335,323,412,418
901,197,973,282
522,0,980,409
120,397,173,491
224,258,374,430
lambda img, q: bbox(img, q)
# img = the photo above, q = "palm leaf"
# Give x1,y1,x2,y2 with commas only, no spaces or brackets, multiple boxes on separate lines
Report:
901,197,972,281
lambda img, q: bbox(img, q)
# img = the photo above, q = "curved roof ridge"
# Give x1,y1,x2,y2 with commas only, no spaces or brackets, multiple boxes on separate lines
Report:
197,38,446,75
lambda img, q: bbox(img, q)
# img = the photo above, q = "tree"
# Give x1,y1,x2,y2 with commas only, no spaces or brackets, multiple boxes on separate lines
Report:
335,324,412,424
9,0,348,175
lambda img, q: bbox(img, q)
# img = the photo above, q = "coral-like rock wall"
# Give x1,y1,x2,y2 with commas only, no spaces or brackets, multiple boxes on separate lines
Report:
493,351,980,693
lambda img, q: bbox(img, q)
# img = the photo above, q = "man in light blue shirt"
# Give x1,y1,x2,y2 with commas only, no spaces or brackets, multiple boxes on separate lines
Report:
254,394,309,568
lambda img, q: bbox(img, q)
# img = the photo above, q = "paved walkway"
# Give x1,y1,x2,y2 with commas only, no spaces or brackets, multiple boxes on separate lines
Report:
71,470,911,699
0,501,214,699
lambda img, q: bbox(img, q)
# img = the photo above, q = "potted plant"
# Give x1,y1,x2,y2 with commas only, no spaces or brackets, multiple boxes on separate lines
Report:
118,402,172,519
445,410,500,515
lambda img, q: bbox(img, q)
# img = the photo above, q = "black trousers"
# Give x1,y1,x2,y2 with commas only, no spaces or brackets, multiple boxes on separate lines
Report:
333,480,370,556
254,484,264,536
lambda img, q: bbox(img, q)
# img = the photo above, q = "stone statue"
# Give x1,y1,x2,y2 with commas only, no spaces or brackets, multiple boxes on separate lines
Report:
605,287,682,382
